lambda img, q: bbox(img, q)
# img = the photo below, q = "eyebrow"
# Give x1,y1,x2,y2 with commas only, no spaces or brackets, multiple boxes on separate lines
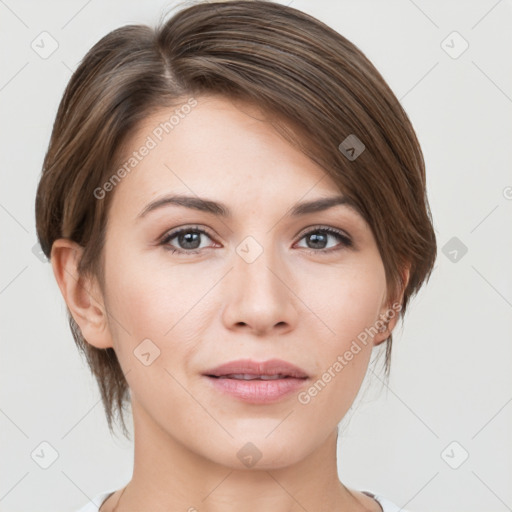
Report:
136,193,359,220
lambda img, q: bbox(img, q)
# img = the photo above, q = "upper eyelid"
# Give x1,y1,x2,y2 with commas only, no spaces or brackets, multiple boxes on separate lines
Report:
296,224,351,239
161,225,213,241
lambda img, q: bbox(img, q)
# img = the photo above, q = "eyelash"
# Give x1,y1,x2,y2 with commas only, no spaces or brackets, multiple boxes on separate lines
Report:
159,225,353,255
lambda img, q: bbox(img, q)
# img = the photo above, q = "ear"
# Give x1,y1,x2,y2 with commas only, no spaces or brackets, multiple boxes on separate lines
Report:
50,238,113,349
373,264,411,346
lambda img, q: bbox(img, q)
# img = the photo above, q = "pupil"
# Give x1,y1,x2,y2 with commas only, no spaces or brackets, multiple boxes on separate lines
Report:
308,232,326,249
179,232,201,249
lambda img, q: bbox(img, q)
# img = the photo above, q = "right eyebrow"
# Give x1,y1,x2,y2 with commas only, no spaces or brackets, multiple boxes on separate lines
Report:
137,194,230,220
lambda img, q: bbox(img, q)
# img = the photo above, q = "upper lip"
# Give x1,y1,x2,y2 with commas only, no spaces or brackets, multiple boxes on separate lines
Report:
204,358,309,379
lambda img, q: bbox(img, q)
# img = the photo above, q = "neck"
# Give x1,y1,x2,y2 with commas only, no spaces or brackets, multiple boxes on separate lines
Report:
113,397,374,512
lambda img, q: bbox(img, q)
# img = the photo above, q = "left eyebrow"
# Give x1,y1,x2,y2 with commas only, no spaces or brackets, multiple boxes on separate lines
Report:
136,194,360,220
288,195,359,216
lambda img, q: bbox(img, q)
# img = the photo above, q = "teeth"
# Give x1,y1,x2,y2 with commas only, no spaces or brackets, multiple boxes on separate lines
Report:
222,373,288,380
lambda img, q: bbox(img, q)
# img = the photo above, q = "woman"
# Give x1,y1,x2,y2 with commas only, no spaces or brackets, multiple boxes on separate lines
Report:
35,1,436,510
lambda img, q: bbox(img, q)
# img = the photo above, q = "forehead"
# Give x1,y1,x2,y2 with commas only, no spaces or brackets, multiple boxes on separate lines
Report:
108,95,349,219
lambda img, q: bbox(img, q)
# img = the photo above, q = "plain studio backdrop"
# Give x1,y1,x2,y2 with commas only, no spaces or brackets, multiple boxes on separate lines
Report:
1,1,511,511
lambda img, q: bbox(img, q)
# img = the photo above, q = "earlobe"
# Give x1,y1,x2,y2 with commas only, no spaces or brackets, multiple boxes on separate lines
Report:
372,317,392,346
373,264,411,346
50,239,113,349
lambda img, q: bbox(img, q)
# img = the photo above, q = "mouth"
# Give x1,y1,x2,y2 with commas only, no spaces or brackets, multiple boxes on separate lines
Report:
202,359,309,403
206,374,300,380
203,358,309,379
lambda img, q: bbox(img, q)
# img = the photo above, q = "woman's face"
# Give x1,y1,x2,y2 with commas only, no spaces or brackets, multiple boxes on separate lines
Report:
99,94,392,469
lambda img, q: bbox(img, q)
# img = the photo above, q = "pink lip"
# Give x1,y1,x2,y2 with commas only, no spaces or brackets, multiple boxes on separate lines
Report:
204,358,309,378
203,358,309,404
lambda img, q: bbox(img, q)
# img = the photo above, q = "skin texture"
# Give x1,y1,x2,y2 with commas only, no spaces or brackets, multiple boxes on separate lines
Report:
52,95,408,511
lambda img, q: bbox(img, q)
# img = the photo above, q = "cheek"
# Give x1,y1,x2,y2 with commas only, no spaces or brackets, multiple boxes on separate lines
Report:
104,250,219,340
295,262,386,413
102,251,222,404
102,257,207,421
303,258,386,345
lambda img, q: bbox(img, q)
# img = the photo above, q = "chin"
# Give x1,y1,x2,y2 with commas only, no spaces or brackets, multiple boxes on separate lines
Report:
204,435,311,471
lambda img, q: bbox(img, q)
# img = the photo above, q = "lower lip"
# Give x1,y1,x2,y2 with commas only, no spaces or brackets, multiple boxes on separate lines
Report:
204,376,308,404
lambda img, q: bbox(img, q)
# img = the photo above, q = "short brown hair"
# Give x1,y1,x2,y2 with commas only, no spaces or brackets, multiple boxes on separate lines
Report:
35,0,436,437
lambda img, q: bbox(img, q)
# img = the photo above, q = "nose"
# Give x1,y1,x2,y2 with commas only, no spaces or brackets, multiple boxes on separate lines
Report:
221,238,299,336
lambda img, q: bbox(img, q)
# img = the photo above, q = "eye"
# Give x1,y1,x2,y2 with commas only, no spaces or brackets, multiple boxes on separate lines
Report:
295,226,353,253
159,225,353,255
159,226,217,254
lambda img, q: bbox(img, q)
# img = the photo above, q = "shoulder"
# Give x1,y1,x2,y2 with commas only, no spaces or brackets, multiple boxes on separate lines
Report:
76,487,408,512
75,489,117,512
361,490,411,512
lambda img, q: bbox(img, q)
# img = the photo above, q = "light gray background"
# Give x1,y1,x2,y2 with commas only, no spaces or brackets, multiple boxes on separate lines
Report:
1,1,511,511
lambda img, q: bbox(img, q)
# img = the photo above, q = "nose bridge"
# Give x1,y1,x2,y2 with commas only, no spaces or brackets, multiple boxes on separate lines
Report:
222,232,297,333
236,232,286,298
